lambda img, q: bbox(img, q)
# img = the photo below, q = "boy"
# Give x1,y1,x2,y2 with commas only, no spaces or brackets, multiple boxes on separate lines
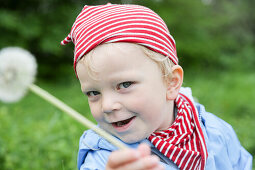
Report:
61,3,252,170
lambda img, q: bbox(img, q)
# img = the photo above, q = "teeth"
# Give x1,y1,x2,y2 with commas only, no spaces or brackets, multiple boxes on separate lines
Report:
116,120,127,126
116,122,124,127
114,117,134,127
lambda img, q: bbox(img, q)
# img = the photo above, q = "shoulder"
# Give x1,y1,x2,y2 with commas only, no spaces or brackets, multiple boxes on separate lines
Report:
77,129,116,170
196,103,234,140
196,103,253,170
78,129,116,151
77,130,142,170
196,103,242,148
181,87,238,145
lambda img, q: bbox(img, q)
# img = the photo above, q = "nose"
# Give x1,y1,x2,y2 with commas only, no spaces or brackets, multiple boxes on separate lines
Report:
101,93,122,113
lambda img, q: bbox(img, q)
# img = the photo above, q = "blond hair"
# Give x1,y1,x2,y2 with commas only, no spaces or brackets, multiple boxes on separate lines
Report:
139,45,175,80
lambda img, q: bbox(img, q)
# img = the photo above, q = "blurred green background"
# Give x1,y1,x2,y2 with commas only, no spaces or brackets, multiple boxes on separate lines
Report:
0,0,254,169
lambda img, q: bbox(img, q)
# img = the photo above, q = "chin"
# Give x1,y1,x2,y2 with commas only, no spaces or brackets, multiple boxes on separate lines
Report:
117,133,147,144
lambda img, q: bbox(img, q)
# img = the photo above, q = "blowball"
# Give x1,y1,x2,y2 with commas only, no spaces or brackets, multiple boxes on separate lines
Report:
0,47,37,103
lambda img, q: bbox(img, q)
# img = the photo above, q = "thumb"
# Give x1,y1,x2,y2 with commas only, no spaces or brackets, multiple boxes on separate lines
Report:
137,143,151,157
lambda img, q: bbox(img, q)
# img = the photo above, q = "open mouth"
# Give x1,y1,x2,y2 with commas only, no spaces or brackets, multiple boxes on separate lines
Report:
112,116,136,128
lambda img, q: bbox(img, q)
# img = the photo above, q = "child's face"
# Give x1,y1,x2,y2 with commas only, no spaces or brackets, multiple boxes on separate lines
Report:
76,43,174,143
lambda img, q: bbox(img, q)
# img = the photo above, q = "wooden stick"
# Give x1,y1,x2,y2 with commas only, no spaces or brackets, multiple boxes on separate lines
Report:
29,84,127,150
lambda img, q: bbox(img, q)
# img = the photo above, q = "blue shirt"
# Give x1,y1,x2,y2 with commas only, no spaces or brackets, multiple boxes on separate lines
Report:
77,89,253,170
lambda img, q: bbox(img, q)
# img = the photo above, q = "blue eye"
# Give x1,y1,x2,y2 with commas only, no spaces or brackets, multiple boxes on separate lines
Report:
86,91,100,97
118,81,133,89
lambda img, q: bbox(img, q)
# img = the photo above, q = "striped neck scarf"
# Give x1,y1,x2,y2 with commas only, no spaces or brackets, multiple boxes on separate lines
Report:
148,93,208,170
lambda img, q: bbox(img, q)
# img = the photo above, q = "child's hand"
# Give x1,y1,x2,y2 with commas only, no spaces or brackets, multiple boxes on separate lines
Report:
106,143,165,170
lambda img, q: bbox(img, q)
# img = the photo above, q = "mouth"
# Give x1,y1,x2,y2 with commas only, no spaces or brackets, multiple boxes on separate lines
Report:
111,116,136,132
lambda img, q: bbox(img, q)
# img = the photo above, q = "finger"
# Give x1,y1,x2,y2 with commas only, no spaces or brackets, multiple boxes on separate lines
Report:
120,155,161,170
106,149,140,168
137,143,151,157
147,164,165,170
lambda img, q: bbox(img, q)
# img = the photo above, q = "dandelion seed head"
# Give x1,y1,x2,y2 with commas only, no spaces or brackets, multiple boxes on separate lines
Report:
0,47,37,103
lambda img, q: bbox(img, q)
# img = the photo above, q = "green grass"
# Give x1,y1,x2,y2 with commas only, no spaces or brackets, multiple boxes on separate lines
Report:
0,70,254,169
0,77,93,169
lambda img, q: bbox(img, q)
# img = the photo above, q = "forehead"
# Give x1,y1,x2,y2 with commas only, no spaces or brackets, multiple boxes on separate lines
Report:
89,43,145,67
80,43,150,71
76,43,162,82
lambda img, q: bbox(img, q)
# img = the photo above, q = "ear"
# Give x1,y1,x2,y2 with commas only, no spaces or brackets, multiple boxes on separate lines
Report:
165,65,183,100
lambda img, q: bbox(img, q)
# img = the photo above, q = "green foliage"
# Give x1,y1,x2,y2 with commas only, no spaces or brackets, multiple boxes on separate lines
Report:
1,0,254,78
0,0,86,78
136,0,255,71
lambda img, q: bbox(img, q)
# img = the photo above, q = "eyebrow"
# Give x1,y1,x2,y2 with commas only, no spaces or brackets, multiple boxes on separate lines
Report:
81,83,101,94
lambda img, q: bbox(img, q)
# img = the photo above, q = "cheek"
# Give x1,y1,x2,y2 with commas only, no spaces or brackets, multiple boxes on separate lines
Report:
88,102,102,120
128,86,165,109
125,88,167,123
126,93,162,118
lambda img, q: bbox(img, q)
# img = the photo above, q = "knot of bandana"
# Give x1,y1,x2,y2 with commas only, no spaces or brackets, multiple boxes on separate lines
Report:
61,4,178,73
148,93,208,170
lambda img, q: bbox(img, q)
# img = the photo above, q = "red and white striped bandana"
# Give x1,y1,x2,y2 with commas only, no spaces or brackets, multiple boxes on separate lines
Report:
148,93,208,170
61,3,178,72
